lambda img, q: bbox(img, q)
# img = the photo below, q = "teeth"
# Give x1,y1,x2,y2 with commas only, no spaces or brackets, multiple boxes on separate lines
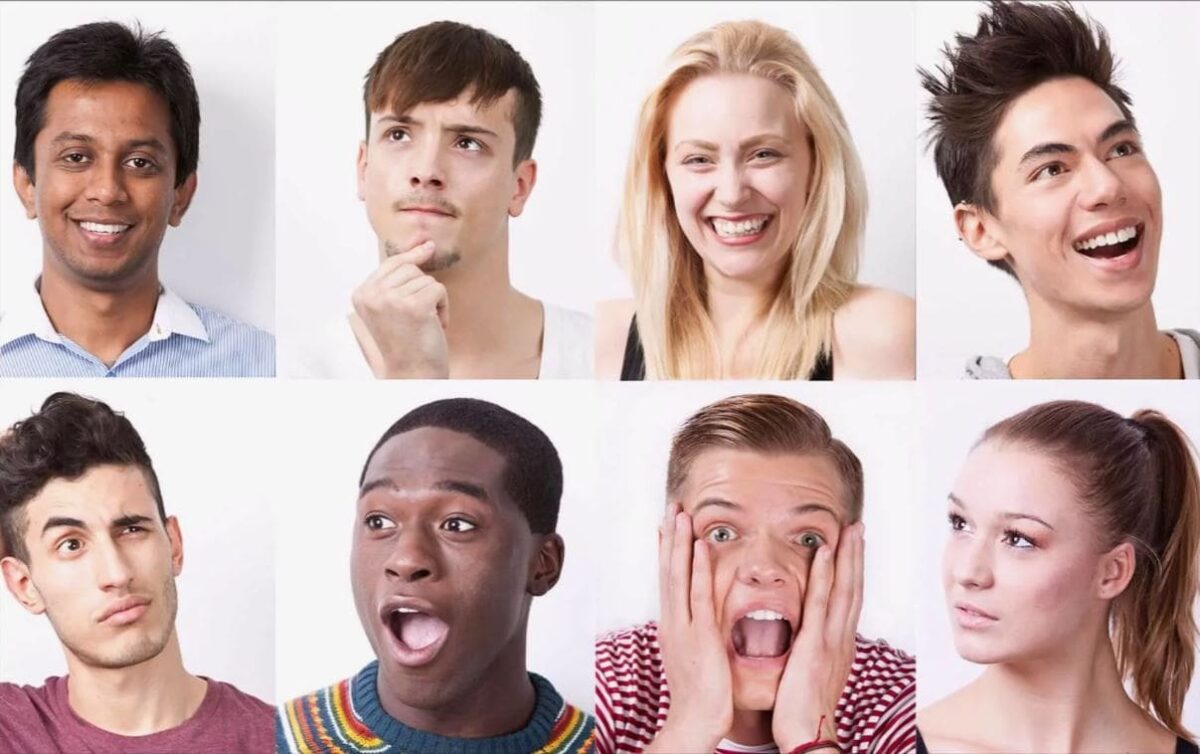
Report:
1073,225,1137,251
79,221,130,234
744,609,786,621
712,216,768,238
393,607,419,614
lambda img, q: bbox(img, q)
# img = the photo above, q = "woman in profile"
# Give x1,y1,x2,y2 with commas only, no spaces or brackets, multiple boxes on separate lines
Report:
596,20,914,380
919,400,1200,754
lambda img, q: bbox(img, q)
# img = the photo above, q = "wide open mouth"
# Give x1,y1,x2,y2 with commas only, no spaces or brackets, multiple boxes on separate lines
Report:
387,608,450,653
1073,222,1142,260
731,610,794,658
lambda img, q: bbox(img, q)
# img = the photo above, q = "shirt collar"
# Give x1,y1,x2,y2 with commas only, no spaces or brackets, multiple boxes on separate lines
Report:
0,278,209,347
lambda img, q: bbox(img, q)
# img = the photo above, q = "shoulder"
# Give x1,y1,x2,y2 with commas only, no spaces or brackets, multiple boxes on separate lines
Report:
839,636,916,754
595,299,636,380
915,687,978,754
0,679,57,740
832,286,914,379
188,304,276,376
206,678,273,719
540,303,595,379
532,675,598,754
275,679,350,754
595,623,665,754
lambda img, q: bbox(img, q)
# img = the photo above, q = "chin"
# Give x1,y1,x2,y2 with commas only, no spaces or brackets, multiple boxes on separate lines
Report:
732,675,781,712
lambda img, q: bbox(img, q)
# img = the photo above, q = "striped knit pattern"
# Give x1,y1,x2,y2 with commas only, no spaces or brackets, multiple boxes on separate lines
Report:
277,662,595,754
0,304,274,377
595,622,915,754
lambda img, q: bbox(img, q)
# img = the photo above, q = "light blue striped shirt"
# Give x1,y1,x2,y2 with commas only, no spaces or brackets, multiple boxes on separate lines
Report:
0,282,274,378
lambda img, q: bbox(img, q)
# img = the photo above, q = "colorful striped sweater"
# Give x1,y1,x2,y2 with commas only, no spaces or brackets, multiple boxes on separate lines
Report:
276,661,595,754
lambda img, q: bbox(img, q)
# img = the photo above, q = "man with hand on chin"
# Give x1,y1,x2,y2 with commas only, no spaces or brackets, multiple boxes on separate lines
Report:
301,21,592,379
595,395,915,754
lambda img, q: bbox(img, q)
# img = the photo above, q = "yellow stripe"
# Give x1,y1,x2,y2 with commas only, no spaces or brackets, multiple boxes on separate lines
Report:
285,699,314,754
536,707,582,753
331,681,385,749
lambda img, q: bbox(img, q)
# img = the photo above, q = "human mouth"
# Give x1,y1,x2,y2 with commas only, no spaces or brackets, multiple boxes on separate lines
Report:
380,599,451,668
1071,221,1144,271
954,602,998,630
707,214,772,246
730,606,795,662
73,218,135,246
99,595,150,626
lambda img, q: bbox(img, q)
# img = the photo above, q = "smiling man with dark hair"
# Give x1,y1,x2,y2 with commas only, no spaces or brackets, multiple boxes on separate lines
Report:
276,398,594,754
1,20,273,377
920,0,1199,379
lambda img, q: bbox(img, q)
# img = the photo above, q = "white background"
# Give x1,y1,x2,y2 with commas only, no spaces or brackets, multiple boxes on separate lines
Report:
596,381,917,656
915,380,1200,728
275,2,601,374
0,1,276,332
0,380,276,703
593,1,917,302
272,381,597,713
915,2,1200,378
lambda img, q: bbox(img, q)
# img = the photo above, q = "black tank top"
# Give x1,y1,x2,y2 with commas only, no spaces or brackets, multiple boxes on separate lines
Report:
620,314,832,381
915,727,1199,754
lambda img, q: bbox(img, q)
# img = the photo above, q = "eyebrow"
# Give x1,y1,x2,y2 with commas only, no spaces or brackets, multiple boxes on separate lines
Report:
42,516,86,535
113,514,155,528
673,133,785,153
359,477,491,503
48,131,168,153
1015,119,1138,170
378,114,498,139
691,498,840,520
947,493,1055,530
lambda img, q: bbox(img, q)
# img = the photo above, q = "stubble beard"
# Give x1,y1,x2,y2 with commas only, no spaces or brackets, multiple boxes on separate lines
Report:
48,572,179,670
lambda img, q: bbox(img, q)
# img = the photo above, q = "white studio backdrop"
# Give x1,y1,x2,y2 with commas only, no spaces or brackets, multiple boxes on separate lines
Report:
915,380,1200,728
915,1,1200,378
275,2,601,376
0,2,276,332
593,1,917,303
0,379,276,703
595,381,917,657
271,380,598,713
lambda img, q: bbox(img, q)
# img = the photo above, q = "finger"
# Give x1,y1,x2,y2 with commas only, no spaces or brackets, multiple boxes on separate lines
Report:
406,282,450,330
347,312,385,377
669,510,694,624
848,524,865,635
690,538,717,633
800,545,834,639
658,503,678,626
380,240,437,271
827,523,858,638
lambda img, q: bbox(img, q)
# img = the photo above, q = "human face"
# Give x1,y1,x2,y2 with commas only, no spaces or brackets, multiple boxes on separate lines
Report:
0,465,181,670
357,89,536,271
665,74,813,289
979,76,1162,316
942,442,1111,665
13,79,195,291
677,448,846,711
352,426,550,711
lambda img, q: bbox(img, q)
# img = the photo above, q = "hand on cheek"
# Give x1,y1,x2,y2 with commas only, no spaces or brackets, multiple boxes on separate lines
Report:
646,503,734,754
772,522,864,754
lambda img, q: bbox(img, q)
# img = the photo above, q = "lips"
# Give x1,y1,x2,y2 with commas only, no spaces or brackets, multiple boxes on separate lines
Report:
99,595,150,625
706,214,773,247
379,597,451,668
954,602,998,630
72,218,136,248
727,603,797,662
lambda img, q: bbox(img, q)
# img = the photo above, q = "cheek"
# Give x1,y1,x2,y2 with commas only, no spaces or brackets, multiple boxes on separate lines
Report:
665,170,708,223
756,166,805,215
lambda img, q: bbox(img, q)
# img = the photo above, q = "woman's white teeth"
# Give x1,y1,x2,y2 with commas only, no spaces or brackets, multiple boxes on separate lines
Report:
712,217,768,238
1074,225,1137,251
80,221,130,234
745,609,786,621
394,607,420,614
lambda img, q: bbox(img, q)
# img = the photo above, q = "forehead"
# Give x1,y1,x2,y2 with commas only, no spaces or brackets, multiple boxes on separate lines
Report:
668,73,803,145
369,87,517,136
679,447,848,521
38,78,172,145
953,441,1088,527
993,76,1128,166
362,425,507,492
22,464,158,528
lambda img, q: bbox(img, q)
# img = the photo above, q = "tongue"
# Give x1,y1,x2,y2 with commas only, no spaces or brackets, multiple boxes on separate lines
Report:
396,613,448,651
733,618,791,658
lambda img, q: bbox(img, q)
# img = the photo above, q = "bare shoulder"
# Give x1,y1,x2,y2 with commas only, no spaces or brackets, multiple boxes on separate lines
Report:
595,299,636,380
917,689,986,754
832,285,915,379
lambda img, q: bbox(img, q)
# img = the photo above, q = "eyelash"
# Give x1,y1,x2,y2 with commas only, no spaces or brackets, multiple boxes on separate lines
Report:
59,153,158,171
948,513,1037,549
1030,140,1142,182
681,149,783,167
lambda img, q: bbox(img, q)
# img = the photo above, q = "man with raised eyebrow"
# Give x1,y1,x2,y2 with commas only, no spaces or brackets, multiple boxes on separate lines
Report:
1,21,274,377
920,0,1199,379
296,20,593,380
0,392,273,753
276,397,595,753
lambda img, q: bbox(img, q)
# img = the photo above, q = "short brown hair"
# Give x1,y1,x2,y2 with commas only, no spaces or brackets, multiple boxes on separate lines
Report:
919,1,1135,276
363,20,542,165
666,394,863,522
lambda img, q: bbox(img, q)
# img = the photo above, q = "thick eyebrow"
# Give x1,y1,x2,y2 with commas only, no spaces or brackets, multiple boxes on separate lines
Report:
359,477,490,503
42,516,87,535
1015,120,1138,170
48,132,167,153
947,493,1055,530
691,498,840,521
376,114,497,140
1098,119,1136,144
113,514,155,529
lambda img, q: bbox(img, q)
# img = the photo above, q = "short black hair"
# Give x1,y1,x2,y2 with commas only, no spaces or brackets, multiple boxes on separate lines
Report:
359,398,562,534
14,20,200,188
0,393,165,562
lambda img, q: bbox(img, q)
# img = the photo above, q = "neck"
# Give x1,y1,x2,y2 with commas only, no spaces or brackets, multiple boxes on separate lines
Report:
38,260,161,367
64,630,207,736
971,626,1153,752
1016,298,1176,378
726,708,773,747
703,268,776,376
376,645,536,739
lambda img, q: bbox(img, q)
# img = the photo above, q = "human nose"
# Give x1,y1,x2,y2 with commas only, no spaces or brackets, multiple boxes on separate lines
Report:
949,536,993,590
1076,155,1126,211
383,526,440,583
713,161,750,207
734,538,792,589
95,538,135,592
84,157,129,206
407,137,445,191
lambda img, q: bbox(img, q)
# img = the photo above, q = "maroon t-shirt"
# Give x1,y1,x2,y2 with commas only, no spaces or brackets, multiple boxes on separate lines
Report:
0,675,273,754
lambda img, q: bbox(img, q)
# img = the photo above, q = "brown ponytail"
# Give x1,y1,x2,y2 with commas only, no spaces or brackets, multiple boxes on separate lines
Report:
982,401,1200,737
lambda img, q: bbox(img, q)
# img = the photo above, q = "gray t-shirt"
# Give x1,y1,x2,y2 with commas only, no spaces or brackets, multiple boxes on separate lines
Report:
966,329,1200,379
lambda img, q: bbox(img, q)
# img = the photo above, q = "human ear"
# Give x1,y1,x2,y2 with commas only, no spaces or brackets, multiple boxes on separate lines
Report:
13,162,37,219
527,532,564,597
1,556,46,616
165,515,184,577
168,172,198,227
356,141,368,202
1096,541,1136,600
954,203,1011,267
508,158,537,218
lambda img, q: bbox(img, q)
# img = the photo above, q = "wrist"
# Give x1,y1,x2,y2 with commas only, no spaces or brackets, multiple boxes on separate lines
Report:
776,711,838,754
649,715,725,754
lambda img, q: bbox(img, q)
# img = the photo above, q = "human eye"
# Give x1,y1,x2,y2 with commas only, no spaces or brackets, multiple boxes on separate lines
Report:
948,512,970,533
795,531,825,549
441,515,478,533
1001,529,1036,549
1031,162,1067,182
682,154,714,167
751,148,782,161
705,525,738,544
120,524,147,535
1107,140,1141,159
55,538,84,555
124,156,158,172
384,127,410,143
455,136,483,152
364,513,396,531
59,151,90,167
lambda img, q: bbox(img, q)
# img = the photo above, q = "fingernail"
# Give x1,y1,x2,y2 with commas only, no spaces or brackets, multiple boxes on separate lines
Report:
422,240,436,250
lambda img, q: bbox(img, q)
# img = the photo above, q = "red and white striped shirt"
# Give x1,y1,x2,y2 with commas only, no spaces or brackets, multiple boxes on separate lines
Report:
595,622,915,754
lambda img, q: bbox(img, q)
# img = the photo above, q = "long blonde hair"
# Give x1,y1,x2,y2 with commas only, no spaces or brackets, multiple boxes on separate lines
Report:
617,20,865,379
